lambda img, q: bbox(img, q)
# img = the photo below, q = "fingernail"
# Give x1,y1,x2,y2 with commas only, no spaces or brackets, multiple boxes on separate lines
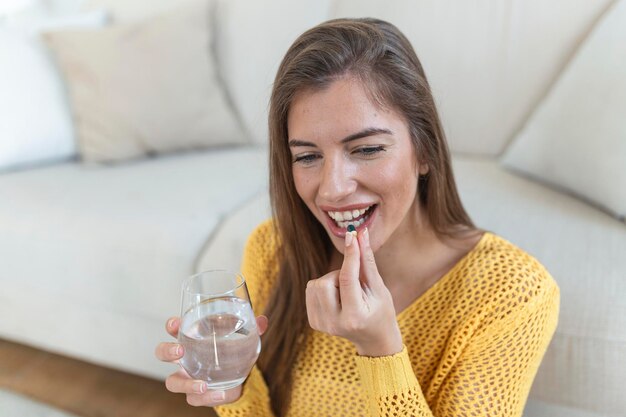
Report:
345,231,354,246
194,382,206,394
170,345,181,356
210,390,226,401
167,318,176,329
363,227,369,240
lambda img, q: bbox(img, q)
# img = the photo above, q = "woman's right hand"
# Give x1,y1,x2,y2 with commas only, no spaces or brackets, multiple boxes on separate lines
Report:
155,315,268,407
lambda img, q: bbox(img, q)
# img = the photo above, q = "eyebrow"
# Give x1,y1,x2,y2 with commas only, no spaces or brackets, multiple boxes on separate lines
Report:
288,127,393,148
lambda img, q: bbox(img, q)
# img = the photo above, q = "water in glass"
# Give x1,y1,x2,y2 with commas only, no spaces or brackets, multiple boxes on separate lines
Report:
179,296,260,390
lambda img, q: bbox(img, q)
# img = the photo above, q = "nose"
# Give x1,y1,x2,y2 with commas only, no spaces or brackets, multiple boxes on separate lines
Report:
318,156,357,203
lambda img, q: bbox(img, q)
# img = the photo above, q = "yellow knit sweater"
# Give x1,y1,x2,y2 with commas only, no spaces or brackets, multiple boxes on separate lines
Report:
216,220,560,417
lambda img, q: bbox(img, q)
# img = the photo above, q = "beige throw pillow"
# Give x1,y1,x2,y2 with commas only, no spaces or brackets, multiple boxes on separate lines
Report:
501,0,626,221
44,0,247,163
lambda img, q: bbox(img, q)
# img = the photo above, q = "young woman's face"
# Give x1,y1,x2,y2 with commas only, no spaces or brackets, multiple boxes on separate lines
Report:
288,77,429,254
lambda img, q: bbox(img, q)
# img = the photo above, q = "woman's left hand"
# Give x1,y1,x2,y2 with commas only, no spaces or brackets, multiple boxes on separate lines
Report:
305,227,403,357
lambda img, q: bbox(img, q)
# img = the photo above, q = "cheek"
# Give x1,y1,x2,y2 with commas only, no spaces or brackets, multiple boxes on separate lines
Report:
292,170,317,206
376,163,418,205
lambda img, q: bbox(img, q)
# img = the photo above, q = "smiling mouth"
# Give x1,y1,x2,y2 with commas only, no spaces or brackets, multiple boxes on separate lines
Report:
326,205,377,229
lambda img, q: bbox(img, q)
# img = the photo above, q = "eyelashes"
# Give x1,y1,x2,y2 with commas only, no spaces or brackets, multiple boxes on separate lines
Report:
356,146,385,156
293,154,321,164
292,146,386,165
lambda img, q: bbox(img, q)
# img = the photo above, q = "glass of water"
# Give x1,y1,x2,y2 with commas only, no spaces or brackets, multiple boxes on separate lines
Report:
178,270,261,390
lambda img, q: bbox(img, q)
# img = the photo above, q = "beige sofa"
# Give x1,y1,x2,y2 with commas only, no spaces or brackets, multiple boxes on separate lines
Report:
0,1,624,416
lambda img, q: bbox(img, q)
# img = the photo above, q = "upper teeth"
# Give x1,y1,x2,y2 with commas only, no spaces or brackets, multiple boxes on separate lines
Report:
327,206,371,221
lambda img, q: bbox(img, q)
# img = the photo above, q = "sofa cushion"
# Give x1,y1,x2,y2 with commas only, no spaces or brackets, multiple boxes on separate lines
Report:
0,146,268,378
330,0,613,156
453,155,626,417
44,0,247,164
501,0,626,221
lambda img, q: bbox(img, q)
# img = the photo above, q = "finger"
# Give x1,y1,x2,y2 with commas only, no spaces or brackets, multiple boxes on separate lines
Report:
305,279,321,330
256,315,268,335
313,273,341,319
166,317,180,338
165,369,207,395
357,227,385,291
186,385,242,407
338,231,363,311
155,342,184,363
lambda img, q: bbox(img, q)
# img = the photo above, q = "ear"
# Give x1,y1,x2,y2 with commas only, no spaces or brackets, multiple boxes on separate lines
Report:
418,164,429,176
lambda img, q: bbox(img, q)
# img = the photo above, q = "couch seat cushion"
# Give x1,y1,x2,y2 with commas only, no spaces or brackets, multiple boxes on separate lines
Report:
0,146,268,378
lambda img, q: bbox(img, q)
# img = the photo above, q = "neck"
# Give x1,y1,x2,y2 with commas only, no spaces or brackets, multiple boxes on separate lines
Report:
374,210,442,289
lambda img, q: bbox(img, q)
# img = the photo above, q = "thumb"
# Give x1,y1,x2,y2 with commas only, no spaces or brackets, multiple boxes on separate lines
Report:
357,228,385,291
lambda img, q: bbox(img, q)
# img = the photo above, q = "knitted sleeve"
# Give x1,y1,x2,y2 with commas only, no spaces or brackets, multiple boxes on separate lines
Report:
214,219,278,417
354,268,560,417
214,365,275,417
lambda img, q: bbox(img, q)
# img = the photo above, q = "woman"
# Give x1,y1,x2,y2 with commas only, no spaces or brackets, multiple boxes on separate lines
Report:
156,18,559,416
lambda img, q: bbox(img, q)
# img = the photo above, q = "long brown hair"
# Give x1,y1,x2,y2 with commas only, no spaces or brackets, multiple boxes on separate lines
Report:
258,18,476,416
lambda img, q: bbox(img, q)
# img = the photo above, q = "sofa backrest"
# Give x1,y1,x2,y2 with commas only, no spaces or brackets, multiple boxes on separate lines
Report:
81,0,615,155
213,0,332,147
214,0,614,156
329,0,615,156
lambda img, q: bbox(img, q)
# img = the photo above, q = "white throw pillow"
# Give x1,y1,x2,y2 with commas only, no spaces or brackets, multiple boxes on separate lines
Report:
44,0,248,164
0,10,108,172
501,0,626,221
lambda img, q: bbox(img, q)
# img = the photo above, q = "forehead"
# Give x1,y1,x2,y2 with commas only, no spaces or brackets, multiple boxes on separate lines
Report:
287,77,407,142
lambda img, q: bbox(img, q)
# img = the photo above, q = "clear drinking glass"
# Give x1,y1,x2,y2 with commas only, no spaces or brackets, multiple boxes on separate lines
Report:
178,270,261,390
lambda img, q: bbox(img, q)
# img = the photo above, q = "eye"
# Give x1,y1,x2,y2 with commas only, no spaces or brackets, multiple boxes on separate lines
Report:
354,146,385,157
293,153,321,165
